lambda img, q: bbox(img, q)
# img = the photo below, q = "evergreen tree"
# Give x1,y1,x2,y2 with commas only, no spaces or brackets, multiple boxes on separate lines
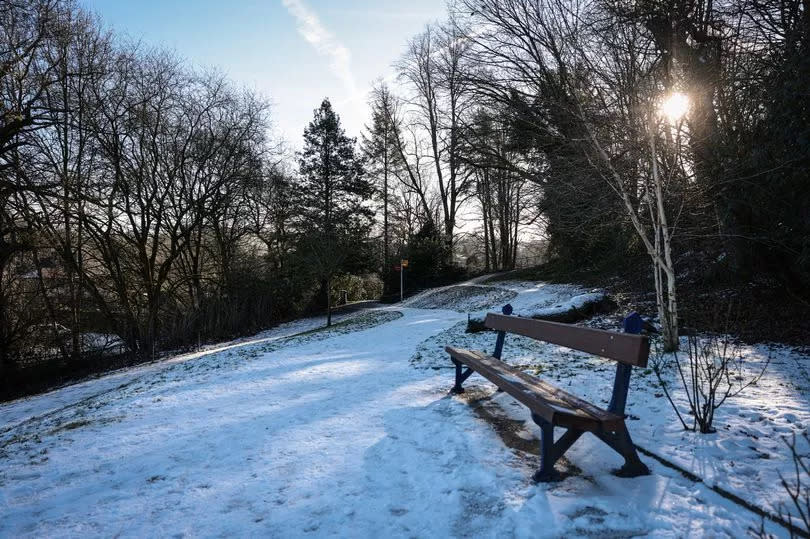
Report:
362,83,404,292
296,98,373,326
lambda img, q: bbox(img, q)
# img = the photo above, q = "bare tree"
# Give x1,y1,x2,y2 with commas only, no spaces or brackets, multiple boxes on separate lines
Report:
0,0,326,397
247,163,295,271
461,107,539,270
397,21,476,255
0,0,71,370
455,0,688,348
20,7,112,360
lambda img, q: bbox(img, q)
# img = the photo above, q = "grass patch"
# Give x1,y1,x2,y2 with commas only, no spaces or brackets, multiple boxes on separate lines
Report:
407,285,516,312
50,419,92,434
290,310,403,340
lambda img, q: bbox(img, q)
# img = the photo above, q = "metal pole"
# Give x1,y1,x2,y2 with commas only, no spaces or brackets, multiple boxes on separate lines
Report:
400,265,403,302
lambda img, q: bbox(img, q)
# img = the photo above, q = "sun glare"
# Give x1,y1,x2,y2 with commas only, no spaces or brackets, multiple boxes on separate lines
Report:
659,92,690,122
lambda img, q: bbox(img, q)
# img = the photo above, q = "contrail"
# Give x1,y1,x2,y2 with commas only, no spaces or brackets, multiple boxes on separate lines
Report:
281,0,358,98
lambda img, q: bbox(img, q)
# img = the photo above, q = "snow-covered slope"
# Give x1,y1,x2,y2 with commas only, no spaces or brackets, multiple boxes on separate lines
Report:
0,279,806,537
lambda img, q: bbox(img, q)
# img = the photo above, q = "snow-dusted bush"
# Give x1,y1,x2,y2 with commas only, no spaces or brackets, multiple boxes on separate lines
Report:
652,333,769,434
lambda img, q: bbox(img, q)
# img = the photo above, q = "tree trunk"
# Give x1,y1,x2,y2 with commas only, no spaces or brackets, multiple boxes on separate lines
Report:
383,125,390,272
651,133,679,351
325,277,332,327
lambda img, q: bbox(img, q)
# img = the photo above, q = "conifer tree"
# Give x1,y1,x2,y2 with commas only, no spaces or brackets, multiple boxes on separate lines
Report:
362,83,403,288
297,98,373,326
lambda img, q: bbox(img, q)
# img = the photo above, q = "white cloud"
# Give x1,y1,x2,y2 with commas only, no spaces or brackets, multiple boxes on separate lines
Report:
281,0,358,97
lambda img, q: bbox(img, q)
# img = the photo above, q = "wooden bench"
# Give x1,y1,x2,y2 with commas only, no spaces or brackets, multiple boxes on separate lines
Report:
446,305,650,482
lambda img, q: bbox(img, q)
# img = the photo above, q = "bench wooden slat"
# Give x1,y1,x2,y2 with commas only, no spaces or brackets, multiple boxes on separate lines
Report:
446,346,625,432
484,313,650,367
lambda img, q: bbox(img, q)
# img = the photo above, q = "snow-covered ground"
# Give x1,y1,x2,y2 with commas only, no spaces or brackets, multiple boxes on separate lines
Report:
0,310,362,432
1,279,807,537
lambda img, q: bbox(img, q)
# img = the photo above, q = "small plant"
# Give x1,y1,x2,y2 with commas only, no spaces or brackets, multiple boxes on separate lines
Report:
652,332,769,434
777,432,810,537
753,433,810,538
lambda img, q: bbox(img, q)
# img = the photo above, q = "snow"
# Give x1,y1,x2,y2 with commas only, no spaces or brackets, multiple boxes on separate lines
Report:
487,280,605,317
403,283,517,312
0,311,361,432
1,279,806,537
464,280,607,322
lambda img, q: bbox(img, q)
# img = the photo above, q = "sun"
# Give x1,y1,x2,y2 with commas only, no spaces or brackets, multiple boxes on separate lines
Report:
659,92,690,122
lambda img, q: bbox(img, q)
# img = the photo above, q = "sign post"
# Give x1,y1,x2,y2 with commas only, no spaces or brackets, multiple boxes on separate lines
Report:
399,259,409,302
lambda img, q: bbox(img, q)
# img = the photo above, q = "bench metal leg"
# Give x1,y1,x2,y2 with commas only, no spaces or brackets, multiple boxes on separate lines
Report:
451,358,464,394
450,358,474,394
529,418,648,481
535,420,556,481
531,414,584,482
594,425,650,477
534,422,557,481
612,425,650,477
551,427,585,462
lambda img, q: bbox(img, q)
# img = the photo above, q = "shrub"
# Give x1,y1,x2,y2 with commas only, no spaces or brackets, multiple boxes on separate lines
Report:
777,432,810,537
652,332,769,433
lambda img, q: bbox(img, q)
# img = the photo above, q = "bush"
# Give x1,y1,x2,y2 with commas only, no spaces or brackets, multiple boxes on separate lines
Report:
401,222,467,291
332,273,383,303
652,332,769,433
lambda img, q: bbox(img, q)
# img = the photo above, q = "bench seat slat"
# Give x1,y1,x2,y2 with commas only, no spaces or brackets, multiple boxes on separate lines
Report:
446,346,625,432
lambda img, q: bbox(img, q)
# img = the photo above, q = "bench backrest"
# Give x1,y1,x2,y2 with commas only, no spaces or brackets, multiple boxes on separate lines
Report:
484,313,649,367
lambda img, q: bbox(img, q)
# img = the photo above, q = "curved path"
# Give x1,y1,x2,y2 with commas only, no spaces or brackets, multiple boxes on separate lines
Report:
0,303,783,537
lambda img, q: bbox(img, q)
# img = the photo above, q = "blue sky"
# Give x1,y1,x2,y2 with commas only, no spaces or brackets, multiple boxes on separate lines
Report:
79,0,447,147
